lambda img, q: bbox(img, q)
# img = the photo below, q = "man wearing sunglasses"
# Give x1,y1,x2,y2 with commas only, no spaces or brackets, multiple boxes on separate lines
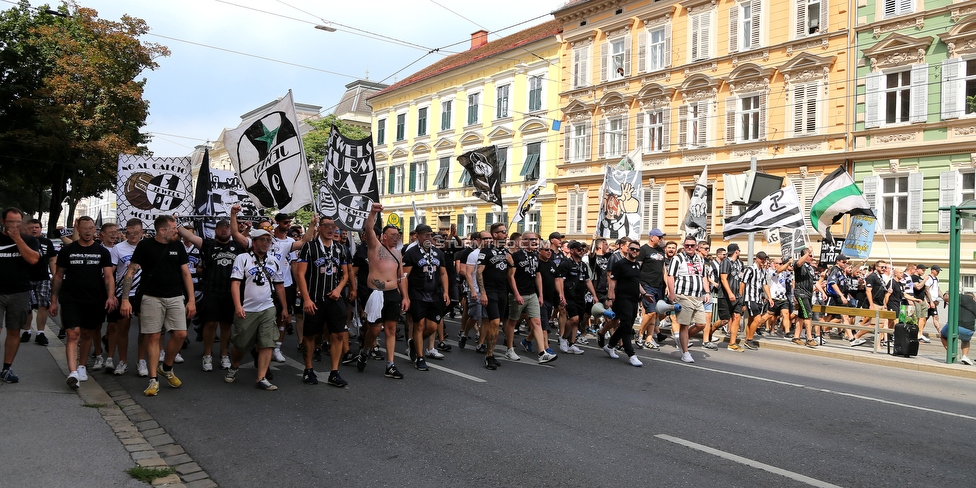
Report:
665,237,710,363
603,242,645,366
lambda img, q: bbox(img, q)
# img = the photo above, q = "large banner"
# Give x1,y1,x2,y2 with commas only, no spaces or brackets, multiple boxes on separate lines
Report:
684,166,709,241
819,237,846,265
117,154,193,234
595,166,643,240
841,214,876,260
223,91,314,214
723,186,804,240
317,126,379,232
457,146,503,207
779,227,807,261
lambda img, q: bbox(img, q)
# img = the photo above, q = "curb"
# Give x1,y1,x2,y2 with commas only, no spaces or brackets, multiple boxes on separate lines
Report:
47,329,218,488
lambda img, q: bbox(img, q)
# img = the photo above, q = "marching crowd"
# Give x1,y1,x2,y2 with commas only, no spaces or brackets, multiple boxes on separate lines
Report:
0,203,964,397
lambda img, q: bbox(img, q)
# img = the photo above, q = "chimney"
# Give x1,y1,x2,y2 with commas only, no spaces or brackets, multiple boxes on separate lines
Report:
470,30,488,50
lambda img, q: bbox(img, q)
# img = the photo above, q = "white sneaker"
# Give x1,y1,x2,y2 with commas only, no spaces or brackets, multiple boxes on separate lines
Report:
603,345,619,359
159,351,165,362
137,359,149,377
629,355,643,367
272,348,286,363
113,361,128,376
681,352,695,363
220,355,231,370
647,339,661,350
202,355,213,372
174,353,184,364
66,371,80,389
960,355,974,365
427,348,445,360
92,356,105,371
504,348,521,361
538,351,557,363
104,357,114,373
558,338,569,353
77,365,88,381
919,335,931,344
568,345,584,355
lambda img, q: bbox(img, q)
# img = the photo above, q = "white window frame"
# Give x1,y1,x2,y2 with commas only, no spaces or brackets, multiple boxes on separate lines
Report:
729,0,762,53
679,100,711,148
567,190,588,235
941,57,976,120
565,121,591,163
941,170,971,232
639,25,672,73
467,92,480,126
527,74,544,112
572,45,590,89
599,116,627,159
791,81,820,137
496,84,510,119
864,64,928,128
863,173,923,232
690,11,713,62
725,93,765,143
636,108,670,153
377,167,385,195
525,211,541,234
440,100,453,131
415,160,427,192
393,165,405,194
602,35,631,81
882,0,914,19
795,0,827,38
790,175,820,230
642,184,665,231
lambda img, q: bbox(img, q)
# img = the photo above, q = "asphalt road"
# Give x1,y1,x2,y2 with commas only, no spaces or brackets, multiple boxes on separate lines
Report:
108,317,976,487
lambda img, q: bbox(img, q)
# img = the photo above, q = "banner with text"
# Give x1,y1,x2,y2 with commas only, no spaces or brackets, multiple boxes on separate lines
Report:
117,154,193,235
317,126,378,232
841,214,876,260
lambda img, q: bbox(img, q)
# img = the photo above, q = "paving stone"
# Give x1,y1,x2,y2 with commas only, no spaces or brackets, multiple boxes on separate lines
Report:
108,389,128,398
131,450,160,460
121,437,146,445
136,420,160,430
117,431,141,439
116,398,137,407
156,444,185,457
137,457,169,467
165,454,192,466
147,434,175,447
151,474,182,486
175,462,202,475
128,412,153,422
143,428,166,437
184,479,217,488
180,471,208,482
124,443,154,453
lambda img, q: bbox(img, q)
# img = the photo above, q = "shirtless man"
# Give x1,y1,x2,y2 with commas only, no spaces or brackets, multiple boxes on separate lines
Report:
356,203,408,379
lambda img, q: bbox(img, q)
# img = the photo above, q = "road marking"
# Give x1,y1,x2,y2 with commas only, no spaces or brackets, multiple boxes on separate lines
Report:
656,434,844,488
393,353,487,383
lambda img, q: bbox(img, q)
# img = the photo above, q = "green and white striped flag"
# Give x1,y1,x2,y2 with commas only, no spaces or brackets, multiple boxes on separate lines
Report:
809,166,874,237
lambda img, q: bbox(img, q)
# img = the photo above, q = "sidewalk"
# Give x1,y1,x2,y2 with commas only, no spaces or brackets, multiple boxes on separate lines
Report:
0,326,169,488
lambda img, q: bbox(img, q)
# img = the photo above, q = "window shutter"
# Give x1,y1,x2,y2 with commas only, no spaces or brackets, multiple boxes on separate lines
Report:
457,214,464,233
564,125,571,162
884,0,896,17
600,42,609,82
567,192,577,234
807,82,820,134
623,34,632,76
907,171,924,233
941,58,963,120
409,217,415,232
820,0,829,33
700,13,712,59
598,118,606,159
862,175,880,223
388,167,395,194
864,71,883,128
795,0,806,38
759,90,768,140
620,116,629,153
584,122,592,160
697,100,709,147
573,49,581,88
897,0,912,14
664,23,673,68
638,31,647,72
938,170,961,233
678,104,689,148
751,0,762,48
791,176,819,229
725,96,737,143
485,213,494,226
729,4,739,53
635,112,644,151
792,83,805,136
408,162,416,192
661,108,671,151
909,63,928,124
502,212,509,226
691,15,700,61
580,47,589,87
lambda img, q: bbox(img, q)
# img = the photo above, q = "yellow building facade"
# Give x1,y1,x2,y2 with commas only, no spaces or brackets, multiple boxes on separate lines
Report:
369,21,563,237
554,0,852,254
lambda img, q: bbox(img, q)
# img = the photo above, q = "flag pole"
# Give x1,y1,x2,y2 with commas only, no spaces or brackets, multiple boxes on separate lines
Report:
288,89,318,216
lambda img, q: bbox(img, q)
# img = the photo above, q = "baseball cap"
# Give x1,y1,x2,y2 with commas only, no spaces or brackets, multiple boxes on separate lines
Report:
415,224,433,234
917,264,927,269
648,228,665,238
836,254,849,262
273,212,291,222
548,232,565,240
250,229,271,239
727,243,740,254
931,265,942,272
216,219,231,228
568,241,583,251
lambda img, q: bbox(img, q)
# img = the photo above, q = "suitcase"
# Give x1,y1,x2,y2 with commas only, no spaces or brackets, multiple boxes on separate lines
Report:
890,322,919,357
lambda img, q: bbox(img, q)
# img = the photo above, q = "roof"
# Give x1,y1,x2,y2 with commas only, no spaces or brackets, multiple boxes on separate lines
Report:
334,80,389,116
553,0,591,14
369,19,562,100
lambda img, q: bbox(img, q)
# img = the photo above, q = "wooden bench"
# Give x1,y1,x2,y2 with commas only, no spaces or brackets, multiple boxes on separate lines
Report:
812,305,898,353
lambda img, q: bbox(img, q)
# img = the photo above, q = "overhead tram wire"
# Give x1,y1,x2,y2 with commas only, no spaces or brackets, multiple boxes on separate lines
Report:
428,0,488,31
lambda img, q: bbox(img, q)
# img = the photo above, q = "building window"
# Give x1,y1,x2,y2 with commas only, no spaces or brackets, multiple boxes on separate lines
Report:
729,0,761,53
458,214,477,236
433,157,450,190
941,58,976,120
496,85,509,119
565,121,591,163
885,71,911,124
467,93,480,125
415,160,427,192
679,101,710,148
528,75,543,111
690,12,713,62
567,190,587,234
790,175,820,230
880,175,909,230
441,100,452,130
602,36,630,81
648,27,669,71
643,184,664,231
377,168,385,195
396,113,406,141
865,65,928,127
520,142,541,181
393,165,405,194
795,0,825,38
496,146,508,183
882,0,913,18
484,211,508,228
600,116,627,158
738,94,763,142
792,82,819,136
637,109,670,152
864,173,922,232
376,118,386,145
417,107,427,137
524,211,541,234
573,45,590,89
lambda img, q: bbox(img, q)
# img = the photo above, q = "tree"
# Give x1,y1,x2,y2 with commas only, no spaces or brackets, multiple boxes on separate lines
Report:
0,1,169,233
292,115,371,226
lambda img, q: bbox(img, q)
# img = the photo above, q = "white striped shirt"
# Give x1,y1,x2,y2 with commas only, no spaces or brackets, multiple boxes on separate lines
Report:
668,251,707,297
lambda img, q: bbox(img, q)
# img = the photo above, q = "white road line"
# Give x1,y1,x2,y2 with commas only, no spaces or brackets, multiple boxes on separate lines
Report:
655,434,844,488
577,343,976,422
393,353,487,383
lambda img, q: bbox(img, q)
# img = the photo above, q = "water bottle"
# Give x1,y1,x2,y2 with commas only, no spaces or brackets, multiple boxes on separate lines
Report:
898,304,907,324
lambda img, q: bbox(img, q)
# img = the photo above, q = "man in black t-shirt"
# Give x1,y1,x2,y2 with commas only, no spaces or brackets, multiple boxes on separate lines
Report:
120,215,195,397
403,224,449,371
505,232,556,363
177,219,246,372
791,247,819,348
604,241,645,366
850,260,892,347
476,223,511,370
49,216,115,389
537,240,558,335
636,229,667,348
21,219,56,346
555,241,595,355
0,207,40,383
721,243,746,352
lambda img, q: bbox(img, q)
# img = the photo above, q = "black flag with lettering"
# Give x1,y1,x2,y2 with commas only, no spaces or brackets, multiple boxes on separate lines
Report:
457,145,503,207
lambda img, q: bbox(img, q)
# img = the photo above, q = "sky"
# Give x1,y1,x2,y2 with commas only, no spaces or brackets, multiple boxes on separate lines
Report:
5,0,565,157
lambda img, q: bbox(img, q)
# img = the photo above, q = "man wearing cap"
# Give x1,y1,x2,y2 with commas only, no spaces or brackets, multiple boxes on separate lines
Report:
911,265,929,334
921,265,942,341
506,232,557,363
738,251,772,351
555,240,594,355
636,229,667,349
402,223,450,371
177,217,247,372
721,243,745,351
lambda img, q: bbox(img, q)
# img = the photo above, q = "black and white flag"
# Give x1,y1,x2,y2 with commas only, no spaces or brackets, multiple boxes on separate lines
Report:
511,176,545,225
683,165,709,241
317,125,378,232
457,146,503,207
223,91,314,214
117,154,193,234
723,185,804,240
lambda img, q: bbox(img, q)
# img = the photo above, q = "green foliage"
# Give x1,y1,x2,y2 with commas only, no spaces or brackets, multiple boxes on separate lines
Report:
967,95,976,114
125,466,175,483
0,1,169,231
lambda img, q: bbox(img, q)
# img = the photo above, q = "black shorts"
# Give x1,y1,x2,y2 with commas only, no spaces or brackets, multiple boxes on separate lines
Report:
796,295,813,320
484,289,509,321
108,295,141,322
716,296,732,321
540,302,553,331
200,291,234,324
61,300,106,331
566,299,587,320
928,307,938,317
304,299,348,336
727,297,746,317
409,299,445,323
366,289,402,323
745,301,767,318
285,285,297,315
769,300,790,316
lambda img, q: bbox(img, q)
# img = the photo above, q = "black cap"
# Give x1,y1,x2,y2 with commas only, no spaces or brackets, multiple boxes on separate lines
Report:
568,241,583,251
215,219,231,228
548,232,565,240
415,224,433,234
931,265,942,272
917,264,927,269
836,254,849,262
273,212,291,222
727,243,740,254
